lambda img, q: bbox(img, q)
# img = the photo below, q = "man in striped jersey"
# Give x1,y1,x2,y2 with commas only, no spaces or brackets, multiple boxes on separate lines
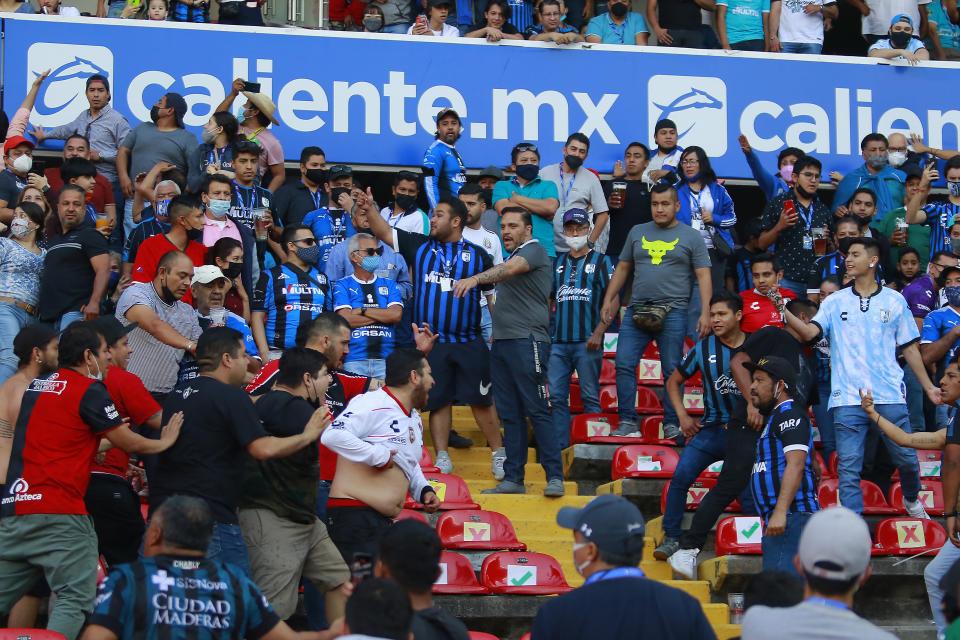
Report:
907,158,960,262
656,291,747,560
745,355,820,573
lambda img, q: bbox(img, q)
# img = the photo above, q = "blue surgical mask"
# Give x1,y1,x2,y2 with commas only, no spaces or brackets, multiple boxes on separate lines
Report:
361,256,381,272
108,271,120,290
207,199,231,218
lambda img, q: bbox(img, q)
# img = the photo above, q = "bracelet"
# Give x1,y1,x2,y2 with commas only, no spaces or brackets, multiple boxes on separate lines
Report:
945,512,958,519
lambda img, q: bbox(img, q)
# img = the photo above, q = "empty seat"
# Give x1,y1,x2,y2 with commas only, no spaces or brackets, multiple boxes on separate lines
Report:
481,551,573,595
637,357,663,386
715,516,765,555
405,473,480,510
568,414,642,444
599,357,616,384
395,509,430,525
813,450,834,479
642,341,660,360
873,517,947,555
599,385,619,413
890,480,944,516
682,387,705,416
699,460,725,479
635,386,663,414
420,446,440,473
603,331,619,359
611,444,679,480
639,415,676,445
0,631,67,640
918,451,942,479
433,551,489,595
436,509,526,550
817,478,901,515
660,478,740,514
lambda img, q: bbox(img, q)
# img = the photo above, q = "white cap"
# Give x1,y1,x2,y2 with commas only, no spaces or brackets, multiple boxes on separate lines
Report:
191,265,228,286
798,506,872,581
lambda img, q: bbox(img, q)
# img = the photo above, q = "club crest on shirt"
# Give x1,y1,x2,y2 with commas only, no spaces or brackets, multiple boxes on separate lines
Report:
379,286,389,296
585,264,596,273
879,309,891,323
461,251,472,262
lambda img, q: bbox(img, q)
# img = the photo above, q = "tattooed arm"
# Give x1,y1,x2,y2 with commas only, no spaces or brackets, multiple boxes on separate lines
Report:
451,257,530,298
861,388,946,450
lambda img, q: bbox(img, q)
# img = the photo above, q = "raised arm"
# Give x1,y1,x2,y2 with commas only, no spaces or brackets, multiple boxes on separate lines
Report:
860,388,946,449
451,255,530,297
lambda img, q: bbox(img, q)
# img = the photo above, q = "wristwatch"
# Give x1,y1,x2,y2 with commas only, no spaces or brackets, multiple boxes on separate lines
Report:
360,307,367,316
185,340,195,351
587,240,596,249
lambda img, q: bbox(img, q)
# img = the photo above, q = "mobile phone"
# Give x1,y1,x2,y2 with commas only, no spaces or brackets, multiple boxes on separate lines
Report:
350,553,373,585
782,199,795,217
242,81,261,94
926,158,937,171
29,159,45,175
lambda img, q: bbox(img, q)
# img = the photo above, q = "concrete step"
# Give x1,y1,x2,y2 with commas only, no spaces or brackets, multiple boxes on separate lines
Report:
432,447,537,464
466,479,580,497
453,461,547,482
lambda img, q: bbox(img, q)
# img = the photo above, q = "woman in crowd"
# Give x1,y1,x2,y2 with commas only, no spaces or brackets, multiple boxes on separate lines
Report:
206,237,250,322
188,112,241,193
16,186,53,248
0,201,45,385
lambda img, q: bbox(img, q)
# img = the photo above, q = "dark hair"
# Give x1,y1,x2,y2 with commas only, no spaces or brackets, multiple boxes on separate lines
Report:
379,520,443,594
167,194,201,222
820,274,842,289
202,174,233,195
14,324,57,368
787,298,819,318
485,0,511,18
205,237,243,265
300,145,325,164
210,112,241,146
848,236,880,258
804,569,861,596
276,347,329,388
58,184,87,202
60,157,97,182
833,214,863,234
793,156,822,175
157,250,191,278
15,201,45,241
86,74,110,94
458,182,487,207
345,579,412,640
153,495,214,553
945,156,960,174
232,140,261,160
932,250,958,265
710,289,743,314
565,132,590,150
650,182,678,201
847,187,877,208
65,133,90,149
501,206,532,228
778,147,804,166
938,266,960,288
295,312,351,348
385,348,427,387
196,327,244,373
744,570,805,610
860,132,888,151
679,146,717,185
58,322,103,367
898,247,921,263
160,168,187,194
625,141,650,161
282,224,313,249
750,253,782,273
394,170,419,187
511,142,541,165
437,195,467,226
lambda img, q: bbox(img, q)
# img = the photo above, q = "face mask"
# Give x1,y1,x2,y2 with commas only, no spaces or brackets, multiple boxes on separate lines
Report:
108,270,120,290
155,198,171,221
610,2,627,17
12,154,32,174
564,154,583,171
573,542,592,576
838,237,855,254
306,378,322,408
330,187,351,209
297,244,321,265
395,193,417,211
160,277,179,304
948,181,960,197
186,226,203,242
86,357,103,381
795,184,815,200
201,127,219,145
866,153,888,170
363,16,383,30
890,30,912,49
685,171,701,183
779,165,794,182
888,151,907,167
952,238,960,256
515,163,540,181
9,218,32,238
565,235,589,251
945,286,960,307
305,168,327,185
221,262,243,280
150,106,161,123
207,199,231,218
361,256,381,272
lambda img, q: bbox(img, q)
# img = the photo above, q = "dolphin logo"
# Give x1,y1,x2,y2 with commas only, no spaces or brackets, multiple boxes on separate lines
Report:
652,88,723,138
33,56,110,116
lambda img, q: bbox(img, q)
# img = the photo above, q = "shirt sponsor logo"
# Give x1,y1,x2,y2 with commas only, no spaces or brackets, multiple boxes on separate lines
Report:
284,303,326,313
152,592,233,629
355,327,392,337
105,404,119,420
1,477,42,505
285,284,325,295
556,284,592,302
28,378,67,394
713,374,740,395
752,461,767,473
780,417,802,432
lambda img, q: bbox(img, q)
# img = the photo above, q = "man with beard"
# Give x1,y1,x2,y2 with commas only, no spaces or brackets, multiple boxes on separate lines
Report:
422,108,467,211
321,348,442,565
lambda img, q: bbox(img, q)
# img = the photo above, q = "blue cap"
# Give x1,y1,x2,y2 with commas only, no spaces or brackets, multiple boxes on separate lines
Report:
557,494,645,555
562,208,590,226
890,13,912,27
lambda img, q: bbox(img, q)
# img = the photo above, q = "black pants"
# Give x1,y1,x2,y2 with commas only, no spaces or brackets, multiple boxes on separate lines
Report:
326,505,393,568
680,422,760,550
84,473,146,566
660,27,705,48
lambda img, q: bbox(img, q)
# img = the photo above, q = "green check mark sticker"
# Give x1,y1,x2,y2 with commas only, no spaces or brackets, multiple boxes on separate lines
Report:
741,521,760,539
511,571,533,586
603,335,618,350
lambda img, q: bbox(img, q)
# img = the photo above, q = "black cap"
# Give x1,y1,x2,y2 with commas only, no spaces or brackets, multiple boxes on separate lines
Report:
13,324,58,363
90,315,138,346
428,0,452,7
327,164,353,181
557,495,645,557
655,118,677,134
478,166,504,180
436,107,461,123
744,355,797,393
164,92,188,127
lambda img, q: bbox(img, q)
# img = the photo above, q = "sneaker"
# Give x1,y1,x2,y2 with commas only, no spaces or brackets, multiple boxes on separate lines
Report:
449,430,474,448
491,447,506,481
611,422,641,437
904,497,931,519
544,478,566,497
653,536,680,561
482,480,526,494
668,547,699,580
435,451,453,474
661,423,682,440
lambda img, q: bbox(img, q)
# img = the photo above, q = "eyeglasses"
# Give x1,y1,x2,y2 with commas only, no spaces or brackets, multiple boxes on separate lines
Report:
680,158,699,166
353,247,385,256
514,143,538,153
293,237,318,246
798,172,821,180
932,262,956,269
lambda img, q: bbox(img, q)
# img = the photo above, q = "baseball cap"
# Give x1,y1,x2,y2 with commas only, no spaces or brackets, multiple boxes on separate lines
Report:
436,107,461,123
654,118,678,134
327,164,353,181
90,315,138,346
890,13,913,27
744,355,797,393
478,166,504,180
428,0,452,6
798,506,871,581
4,135,34,155
563,208,590,226
557,494,645,556
164,92,189,127
191,265,228,286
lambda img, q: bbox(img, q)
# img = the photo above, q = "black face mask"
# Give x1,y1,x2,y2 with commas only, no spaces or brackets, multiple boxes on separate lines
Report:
305,168,327,186
610,2,627,17
221,262,243,279
395,193,417,211
890,30,912,49
186,226,203,242
564,154,584,171
160,278,178,304
150,106,161,124
795,185,815,200
838,237,855,255
330,187,351,209
481,188,494,208
515,163,540,181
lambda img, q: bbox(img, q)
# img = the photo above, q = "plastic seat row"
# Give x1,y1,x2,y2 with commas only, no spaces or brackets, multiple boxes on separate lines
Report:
818,478,944,516
434,550,572,595
404,472,480,510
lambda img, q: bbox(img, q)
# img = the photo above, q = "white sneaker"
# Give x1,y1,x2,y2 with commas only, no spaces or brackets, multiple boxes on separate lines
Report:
904,498,931,519
491,447,506,481
435,451,453,474
668,548,699,580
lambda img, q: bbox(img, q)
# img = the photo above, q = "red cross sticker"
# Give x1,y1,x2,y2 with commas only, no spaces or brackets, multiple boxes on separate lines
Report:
896,521,926,548
919,490,935,509
640,360,661,379
687,488,707,504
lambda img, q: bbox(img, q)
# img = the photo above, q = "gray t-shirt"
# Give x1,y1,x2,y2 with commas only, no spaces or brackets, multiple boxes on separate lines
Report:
116,282,201,394
539,163,609,252
121,123,198,181
491,240,552,342
619,220,710,308
743,601,898,640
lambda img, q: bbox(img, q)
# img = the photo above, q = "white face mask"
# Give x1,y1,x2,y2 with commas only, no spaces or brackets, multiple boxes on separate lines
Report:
565,235,589,251
573,542,592,575
887,151,907,167
12,154,32,174
86,357,103,381
9,218,32,238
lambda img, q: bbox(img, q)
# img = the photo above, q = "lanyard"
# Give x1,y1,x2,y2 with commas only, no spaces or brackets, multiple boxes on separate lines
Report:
565,252,585,287
208,146,230,168
434,241,463,278
233,181,256,219
583,566,645,585
246,126,265,142
805,597,849,611
558,162,576,208
329,210,347,239
308,187,323,210
795,198,813,231
607,18,625,43
689,188,704,221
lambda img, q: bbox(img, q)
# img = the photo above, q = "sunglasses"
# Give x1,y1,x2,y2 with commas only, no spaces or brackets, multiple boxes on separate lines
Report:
515,143,538,153
353,247,385,256
293,237,318,246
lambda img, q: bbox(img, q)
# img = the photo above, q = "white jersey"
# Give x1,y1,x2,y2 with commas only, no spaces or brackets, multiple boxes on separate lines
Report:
380,206,430,236
320,387,432,502
812,285,919,409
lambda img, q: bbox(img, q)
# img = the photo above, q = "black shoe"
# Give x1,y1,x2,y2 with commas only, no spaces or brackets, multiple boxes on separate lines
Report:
449,430,474,448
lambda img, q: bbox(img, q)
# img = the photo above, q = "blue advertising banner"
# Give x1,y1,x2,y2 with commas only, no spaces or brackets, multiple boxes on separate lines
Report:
4,14,959,179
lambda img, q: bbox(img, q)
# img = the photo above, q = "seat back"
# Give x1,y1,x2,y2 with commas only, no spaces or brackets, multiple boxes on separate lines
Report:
436,509,526,550
874,517,947,555
640,415,676,445
480,551,573,595
890,480,944,516
0,632,67,640
395,509,430,525
635,386,663,414
420,446,440,473
603,331,619,358
813,450,833,479
405,473,480,510
433,551,488,594
569,383,584,414
682,387,705,416
818,478,900,514
660,477,740,514
569,414,627,444
699,460,725,479
637,357,663,385
599,385,618,413
715,516,765,555
599,357,617,384
918,450,943,479
611,444,679,479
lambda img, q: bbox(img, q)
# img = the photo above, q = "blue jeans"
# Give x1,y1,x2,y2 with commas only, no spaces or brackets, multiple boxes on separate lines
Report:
761,511,812,574
779,278,807,299
382,23,409,33
123,199,137,241
903,364,928,432
304,479,332,630
0,302,35,386
106,0,125,16
781,42,822,54
207,522,252,578
811,380,835,460
548,342,603,449
481,305,493,348
834,404,920,513
343,358,386,379
663,426,726,538
685,284,703,342
58,310,85,332
615,308,686,429
926,540,960,632
493,337,563,484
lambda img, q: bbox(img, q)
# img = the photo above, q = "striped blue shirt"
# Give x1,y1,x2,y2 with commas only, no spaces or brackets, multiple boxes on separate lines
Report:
332,275,404,361
301,208,356,274
677,333,746,427
751,399,820,518
171,0,209,22
923,200,960,261
552,250,614,343
253,263,331,350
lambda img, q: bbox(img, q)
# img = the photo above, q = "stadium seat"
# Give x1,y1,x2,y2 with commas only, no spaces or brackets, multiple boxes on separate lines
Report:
0,631,67,640
890,481,944,516
405,473,480,510
660,478,740,514
639,415,676,445
635,386,663,414
828,451,838,476
637,357,663,386
684,371,703,388
599,385,618,412
569,383,584,414
433,551,489,594
611,444,679,479
395,509,430,525
420,446,440,473
468,633,500,640
97,556,109,584
481,551,573,595
873,517,947,555
569,414,643,444
603,332,618,359
715,516,765,555
599,357,616,384
141,502,149,523
817,478,901,515
642,341,660,361
682,387,705,416
699,460,725,479
918,450,943,479
436,510,526,550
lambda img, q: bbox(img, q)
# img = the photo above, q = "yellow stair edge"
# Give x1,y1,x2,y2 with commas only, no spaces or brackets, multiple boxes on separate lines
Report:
702,603,732,628
596,478,623,495
662,579,711,602
699,556,729,592
713,623,742,640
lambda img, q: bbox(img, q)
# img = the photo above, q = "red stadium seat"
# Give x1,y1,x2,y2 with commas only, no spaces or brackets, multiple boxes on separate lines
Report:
481,551,573,595
141,502,149,523
637,357,663,386
520,635,531,640
660,478,740,514
420,446,440,473
611,444,679,479
715,516,765,555
873,518,947,555
890,481,944,516
433,551,489,594
0,632,67,640
918,451,943,479
405,473,480,510
603,332,618,359
599,358,616,384
635,386,663,414
817,478,901,515
569,383,584,414
682,387,705,416
699,460,725,479
599,385,619,413
468,633,500,640
828,451,838,477
97,556,109,584
684,371,703,388
813,450,834,479
436,510,526,550
639,415,676,445
568,414,643,444
642,342,660,360
395,509,430,525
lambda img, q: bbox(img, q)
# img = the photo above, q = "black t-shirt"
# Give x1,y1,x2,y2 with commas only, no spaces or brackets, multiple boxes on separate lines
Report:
0,169,27,205
604,179,651,258
657,0,701,30
272,180,327,227
152,376,267,524
729,326,818,426
410,606,470,640
38,225,110,321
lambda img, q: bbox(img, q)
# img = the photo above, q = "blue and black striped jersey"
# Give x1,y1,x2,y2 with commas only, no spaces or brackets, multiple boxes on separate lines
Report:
333,275,404,361
751,399,820,518
302,208,356,274
552,250,614,343
677,333,746,426
253,263,331,350
923,201,960,261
